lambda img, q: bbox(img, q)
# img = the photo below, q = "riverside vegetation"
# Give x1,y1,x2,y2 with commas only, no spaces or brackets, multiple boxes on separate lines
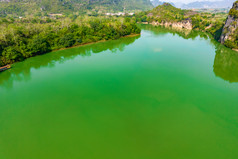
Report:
0,16,140,67
135,2,238,50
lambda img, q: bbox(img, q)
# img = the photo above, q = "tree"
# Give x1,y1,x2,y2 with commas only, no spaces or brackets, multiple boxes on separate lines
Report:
28,36,51,55
1,46,22,64
59,33,75,48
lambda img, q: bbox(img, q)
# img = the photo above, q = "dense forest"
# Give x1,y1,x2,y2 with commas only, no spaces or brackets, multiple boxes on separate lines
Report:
0,0,153,17
0,34,140,87
0,16,141,66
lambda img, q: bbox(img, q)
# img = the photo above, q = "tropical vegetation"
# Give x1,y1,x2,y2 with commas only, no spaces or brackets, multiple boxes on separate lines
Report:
0,0,153,17
0,16,140,66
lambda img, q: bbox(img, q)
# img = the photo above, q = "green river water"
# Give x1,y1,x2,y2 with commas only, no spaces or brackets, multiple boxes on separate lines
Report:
0,25,238,159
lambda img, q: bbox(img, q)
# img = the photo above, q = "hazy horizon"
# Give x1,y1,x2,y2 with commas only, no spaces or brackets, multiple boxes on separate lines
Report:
151,0,230,4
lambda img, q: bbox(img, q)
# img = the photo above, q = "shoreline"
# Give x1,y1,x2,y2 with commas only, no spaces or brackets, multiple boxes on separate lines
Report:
0,33,140,68
51,33,141,52
139,22,238,52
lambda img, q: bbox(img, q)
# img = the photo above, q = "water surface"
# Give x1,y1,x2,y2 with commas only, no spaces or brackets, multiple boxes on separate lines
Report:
0,25,238,159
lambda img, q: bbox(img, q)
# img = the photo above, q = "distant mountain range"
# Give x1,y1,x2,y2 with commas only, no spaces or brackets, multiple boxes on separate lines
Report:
150,0,234,9
180,0,234,9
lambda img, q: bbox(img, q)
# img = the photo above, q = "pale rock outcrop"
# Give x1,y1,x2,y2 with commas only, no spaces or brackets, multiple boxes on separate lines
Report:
151,20,193,30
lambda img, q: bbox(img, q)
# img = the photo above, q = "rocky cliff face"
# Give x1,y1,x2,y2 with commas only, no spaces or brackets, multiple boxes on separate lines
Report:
220,1,238,49
150,20,193,30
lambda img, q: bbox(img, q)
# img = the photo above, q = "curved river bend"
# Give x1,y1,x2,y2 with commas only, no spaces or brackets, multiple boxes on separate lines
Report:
0,25,238,159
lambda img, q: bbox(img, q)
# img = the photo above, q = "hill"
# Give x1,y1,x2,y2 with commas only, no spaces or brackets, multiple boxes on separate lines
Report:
136,3,229,46
0,0,153,17
141,3,193,23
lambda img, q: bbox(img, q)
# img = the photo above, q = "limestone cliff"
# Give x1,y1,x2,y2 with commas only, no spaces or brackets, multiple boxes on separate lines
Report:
146,3,194,30
150,20,193,30
220,1,238,49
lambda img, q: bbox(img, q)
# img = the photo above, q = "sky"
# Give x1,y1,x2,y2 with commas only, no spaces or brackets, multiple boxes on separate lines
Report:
162,0,223,4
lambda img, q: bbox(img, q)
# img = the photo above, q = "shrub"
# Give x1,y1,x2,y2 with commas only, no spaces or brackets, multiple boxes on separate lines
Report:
229,8,238,18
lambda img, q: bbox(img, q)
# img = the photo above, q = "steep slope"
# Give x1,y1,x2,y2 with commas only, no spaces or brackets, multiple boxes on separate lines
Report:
220,1,238,50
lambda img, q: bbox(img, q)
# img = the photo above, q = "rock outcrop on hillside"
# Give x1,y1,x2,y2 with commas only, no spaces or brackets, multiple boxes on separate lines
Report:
220,1,238,49
146,3,194,30
151,20,193,30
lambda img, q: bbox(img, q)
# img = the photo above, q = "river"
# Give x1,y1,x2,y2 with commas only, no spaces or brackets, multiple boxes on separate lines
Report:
0,25,238,159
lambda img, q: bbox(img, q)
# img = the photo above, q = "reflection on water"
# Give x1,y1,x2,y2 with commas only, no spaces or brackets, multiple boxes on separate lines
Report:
140,24,211,40
213,45,238,83
1,25,238,87
1,24,238,159
0,35,140,88
140,24,238,83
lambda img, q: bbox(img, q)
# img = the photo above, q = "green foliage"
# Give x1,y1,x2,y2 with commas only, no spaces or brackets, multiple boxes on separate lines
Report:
224,40,238,49
28,36,51,55
59,33,76,48
136,3,230,47
0,16,141,66
207,21,224,40
0,0,153,17
139,3,189,23
135,12,148,22
1,46,22,64
229,8,238,18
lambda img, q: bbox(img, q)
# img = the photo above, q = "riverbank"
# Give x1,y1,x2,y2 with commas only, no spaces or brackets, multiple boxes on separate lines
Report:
0,33,141,70
139,22,238,52
51,34,140,52
0,16,141,67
